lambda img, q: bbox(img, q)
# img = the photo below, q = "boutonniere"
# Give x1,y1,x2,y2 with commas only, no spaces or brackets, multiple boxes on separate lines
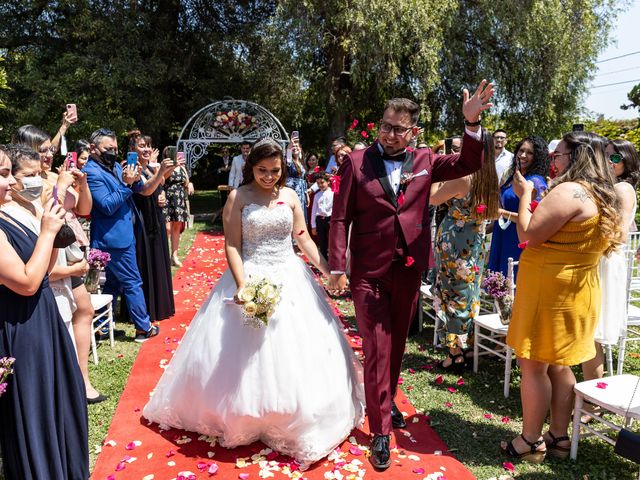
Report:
400,169,429,186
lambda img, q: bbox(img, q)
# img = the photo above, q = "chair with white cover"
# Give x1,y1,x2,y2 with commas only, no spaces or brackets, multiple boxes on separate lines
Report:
90,293,114,364
570,374,640,464
473,257,517,398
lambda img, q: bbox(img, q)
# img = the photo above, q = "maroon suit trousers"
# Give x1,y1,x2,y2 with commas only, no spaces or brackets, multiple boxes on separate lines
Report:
350,260,421,435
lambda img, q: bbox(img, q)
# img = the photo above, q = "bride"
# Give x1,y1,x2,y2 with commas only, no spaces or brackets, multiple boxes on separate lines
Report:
143,138,365,468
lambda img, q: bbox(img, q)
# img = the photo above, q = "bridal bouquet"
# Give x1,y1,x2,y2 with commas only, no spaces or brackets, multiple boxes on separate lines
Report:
238,278,282,328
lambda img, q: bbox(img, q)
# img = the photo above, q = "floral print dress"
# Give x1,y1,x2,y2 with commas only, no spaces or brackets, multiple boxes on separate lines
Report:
433,193,487,348
163,167,189,222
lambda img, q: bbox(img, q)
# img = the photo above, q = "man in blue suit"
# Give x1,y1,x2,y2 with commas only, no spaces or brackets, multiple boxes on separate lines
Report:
84,128,159,342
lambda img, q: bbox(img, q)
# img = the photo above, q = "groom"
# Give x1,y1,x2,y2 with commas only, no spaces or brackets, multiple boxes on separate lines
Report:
328,80,494,469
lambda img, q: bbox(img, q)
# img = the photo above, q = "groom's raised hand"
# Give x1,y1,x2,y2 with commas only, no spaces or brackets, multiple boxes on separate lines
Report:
328,273,348,296
462,79,495,132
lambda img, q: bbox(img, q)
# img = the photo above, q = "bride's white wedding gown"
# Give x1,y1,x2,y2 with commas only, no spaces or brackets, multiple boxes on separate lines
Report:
143,203,365,465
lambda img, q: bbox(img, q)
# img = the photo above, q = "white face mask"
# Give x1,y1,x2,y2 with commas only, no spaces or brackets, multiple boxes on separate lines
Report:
16,175,43,202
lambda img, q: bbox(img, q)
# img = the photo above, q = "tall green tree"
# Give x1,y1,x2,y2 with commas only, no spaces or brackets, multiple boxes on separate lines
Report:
622,83,640,114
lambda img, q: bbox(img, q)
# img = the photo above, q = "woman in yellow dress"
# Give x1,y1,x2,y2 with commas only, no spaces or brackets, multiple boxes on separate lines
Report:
501,131,622,462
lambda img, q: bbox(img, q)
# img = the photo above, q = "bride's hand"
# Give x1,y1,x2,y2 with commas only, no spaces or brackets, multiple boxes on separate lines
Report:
233,285,246,304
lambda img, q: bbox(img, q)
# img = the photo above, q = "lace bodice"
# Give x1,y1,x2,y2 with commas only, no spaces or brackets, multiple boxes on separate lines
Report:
242,204,294,266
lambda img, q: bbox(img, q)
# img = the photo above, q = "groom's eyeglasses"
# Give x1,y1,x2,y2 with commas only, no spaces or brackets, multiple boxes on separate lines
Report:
379,122,414,136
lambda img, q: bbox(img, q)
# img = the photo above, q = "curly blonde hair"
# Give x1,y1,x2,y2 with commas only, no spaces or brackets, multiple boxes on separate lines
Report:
550,131,622,255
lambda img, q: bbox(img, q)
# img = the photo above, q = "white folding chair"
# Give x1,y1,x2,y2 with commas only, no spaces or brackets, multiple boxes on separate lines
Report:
473,257,517,398
90,293,114,365
570,374,640,463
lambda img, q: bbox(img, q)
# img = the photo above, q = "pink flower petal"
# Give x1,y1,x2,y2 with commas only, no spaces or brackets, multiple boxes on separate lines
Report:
166,449,176,457
277,201,285,205
448,387,457,393
596,382,608,389
408,368,416,374
398,191,405,207
404,255,415,267
518,240,529,249
501,416,510,423
503,461,515,472
445,401,453,408
435,374,443,385
397,377,404,385
266,451,279,461
476,204,487,214
115,461,126,471
239,475,250,480
413,467,425,474
297,230,305,236
349,446,363,456
208,463,219,475
456,377,465,386
528,200,539,213
484,413,493,419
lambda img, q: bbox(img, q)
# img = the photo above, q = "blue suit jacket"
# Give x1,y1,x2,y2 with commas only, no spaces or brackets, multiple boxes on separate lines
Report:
84,158,142,250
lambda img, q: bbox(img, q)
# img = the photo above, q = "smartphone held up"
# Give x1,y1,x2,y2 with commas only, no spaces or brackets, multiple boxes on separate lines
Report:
66,104,78,123
176,151,185,167
127,152,138,167
65,152,77,170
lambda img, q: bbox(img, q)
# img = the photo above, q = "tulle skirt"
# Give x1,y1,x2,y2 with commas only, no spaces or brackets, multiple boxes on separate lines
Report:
143,254,365,465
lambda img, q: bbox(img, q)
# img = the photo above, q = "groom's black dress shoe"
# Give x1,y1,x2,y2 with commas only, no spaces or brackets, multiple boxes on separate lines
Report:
391,401,407,429
370,434,391,470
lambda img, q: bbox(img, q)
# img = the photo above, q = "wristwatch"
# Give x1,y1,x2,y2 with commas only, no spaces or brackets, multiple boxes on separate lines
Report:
464,118,482,127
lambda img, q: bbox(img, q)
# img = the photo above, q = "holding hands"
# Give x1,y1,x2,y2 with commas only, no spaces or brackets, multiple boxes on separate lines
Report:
327,273,348,296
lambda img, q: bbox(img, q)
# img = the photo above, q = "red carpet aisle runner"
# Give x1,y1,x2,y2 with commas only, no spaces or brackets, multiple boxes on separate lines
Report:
91,231,475,480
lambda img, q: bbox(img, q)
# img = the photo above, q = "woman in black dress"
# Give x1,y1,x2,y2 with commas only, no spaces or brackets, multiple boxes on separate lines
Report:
0,146,89,479
162,145,191,267
127,131,176,322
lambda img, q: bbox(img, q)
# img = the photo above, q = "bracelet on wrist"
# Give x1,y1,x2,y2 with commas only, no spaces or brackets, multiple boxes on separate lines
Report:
463,118,482,127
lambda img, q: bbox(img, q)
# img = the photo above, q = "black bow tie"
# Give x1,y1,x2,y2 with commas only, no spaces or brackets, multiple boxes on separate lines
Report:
381,152,406,162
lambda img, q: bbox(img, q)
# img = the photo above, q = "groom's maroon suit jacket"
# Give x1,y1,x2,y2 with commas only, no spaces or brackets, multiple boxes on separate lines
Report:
329,132,485,277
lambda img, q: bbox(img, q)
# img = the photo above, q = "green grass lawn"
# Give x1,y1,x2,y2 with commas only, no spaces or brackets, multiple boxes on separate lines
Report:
85,191,640,479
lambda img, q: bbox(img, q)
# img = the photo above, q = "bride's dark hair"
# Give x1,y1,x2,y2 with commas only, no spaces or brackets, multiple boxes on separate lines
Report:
240,138,288,188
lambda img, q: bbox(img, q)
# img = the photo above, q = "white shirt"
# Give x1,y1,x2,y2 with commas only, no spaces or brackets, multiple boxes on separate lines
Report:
311,189,334,228
228,154,246,188
495,149,513,182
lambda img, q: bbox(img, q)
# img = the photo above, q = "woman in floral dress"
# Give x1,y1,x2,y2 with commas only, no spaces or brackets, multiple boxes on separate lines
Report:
285,137,308,222
431,133,500,371
162,146,190,267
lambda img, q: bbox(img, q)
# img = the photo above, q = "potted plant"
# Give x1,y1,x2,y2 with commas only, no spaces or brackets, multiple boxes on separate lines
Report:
481,270,513,325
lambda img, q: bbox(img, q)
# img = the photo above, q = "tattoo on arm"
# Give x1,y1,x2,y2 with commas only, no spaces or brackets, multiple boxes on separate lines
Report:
573,187,589,202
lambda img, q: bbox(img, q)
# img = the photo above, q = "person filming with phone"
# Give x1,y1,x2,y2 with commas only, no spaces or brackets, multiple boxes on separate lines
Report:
83,128,160,342
487,136,549,279
286,131,309,222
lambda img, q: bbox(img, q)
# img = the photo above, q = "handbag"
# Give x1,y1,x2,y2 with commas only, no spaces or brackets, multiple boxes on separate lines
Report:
613,376,640,464
65,242,84,264
53,222,77,249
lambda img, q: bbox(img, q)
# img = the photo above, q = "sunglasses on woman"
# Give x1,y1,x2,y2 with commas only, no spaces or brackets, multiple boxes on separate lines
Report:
609,153,623,164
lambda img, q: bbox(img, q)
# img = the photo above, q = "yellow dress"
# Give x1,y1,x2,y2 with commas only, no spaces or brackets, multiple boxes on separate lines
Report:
506,215,608,366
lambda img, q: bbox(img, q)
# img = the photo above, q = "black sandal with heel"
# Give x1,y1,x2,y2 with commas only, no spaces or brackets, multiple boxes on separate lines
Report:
544,431,571,459
439,352,466,374
501,434,546,463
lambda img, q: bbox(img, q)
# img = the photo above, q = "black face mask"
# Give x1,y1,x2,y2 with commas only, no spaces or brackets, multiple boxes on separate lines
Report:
100,149,118,168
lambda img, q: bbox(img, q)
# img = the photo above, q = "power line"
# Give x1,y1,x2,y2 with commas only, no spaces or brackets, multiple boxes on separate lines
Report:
596,65,640,77
591,78,640,88
597,51,640,63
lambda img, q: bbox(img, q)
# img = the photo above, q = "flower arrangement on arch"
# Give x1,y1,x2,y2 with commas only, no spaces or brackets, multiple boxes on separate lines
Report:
237,277,282,328
213,110,257,134
0,356,16,397
87,248,111,270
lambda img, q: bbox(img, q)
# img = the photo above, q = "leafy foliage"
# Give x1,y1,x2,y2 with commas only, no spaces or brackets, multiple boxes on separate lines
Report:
585,117,640,150
622,83,640,113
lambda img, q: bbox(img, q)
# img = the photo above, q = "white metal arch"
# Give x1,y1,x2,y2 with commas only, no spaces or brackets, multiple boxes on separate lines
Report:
176,99,290,173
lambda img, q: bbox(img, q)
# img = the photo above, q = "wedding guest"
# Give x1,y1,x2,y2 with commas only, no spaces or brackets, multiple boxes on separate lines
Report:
128,131,176,321
502,131,621,462
311,172,334,259
216,147,232,186
487,136,549,278
75,139,91,169
581,139,639,394
286,135,308,221
330,144,352,193
83,128,159,342
305,153,321,185
353,142,368,151
325,137,346,173
431,133,500,371
328,81,493,469
229,141,251,188
0,145,89,479
13,127,103,402
162,145,191,267
493,129,514,181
